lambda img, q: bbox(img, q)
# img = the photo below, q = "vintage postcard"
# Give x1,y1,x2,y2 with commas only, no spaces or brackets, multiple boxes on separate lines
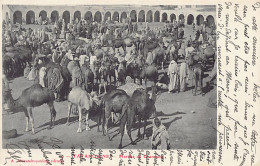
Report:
0,0,259,165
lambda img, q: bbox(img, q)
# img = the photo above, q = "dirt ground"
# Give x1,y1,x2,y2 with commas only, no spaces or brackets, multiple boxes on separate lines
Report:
2,23,217,150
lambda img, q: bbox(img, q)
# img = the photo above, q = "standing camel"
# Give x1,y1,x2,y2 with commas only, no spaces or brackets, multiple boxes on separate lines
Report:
4,84,57,134
188,54,204,96
118,88,156,149
100,89,129,140
66,87,100,132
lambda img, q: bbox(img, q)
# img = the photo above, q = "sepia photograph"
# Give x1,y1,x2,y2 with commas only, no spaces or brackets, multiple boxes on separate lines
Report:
2,4,217,150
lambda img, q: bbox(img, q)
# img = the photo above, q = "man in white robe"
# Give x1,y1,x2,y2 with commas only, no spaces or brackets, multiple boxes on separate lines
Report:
167,59,179,93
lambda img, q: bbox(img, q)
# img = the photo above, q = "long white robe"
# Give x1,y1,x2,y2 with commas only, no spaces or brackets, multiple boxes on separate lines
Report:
167,60,179,92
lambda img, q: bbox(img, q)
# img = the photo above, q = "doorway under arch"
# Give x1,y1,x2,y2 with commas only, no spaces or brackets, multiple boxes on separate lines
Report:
138,10,145,22
162,13,167,22
94,11,102,22
85,11,93,22
130,10,137,22
146,10,153,22
13,11,22,24
196,15,204,26
112,12,119,22
51,10,59,23
39,10,47,21
187,14,194,25
26,10,35,24
154,11,160,22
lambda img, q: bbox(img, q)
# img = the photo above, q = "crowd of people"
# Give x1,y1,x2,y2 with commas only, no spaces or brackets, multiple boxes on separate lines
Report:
2,14,217,149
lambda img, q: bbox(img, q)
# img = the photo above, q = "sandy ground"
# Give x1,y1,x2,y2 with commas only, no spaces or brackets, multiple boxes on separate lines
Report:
2,23,217,150
2,76,216,150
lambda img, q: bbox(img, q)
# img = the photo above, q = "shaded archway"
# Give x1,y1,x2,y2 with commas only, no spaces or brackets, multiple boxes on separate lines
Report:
13,11,22,24
187,14,194,25
154,11,160,22
104,12,111,21
74,11,81,22
146,10,153,22
138,10,145,22
112,12,119,22
206,15,215,26
62,11,70,25
130,10,137,22
162,13,167,22
196,15,204,25
170,14,176,22
94,11,102,22
85,11,93,22
39,10,47,21
179,14,184,21
120,12,127,23
26,10,35,24
51,10,59,23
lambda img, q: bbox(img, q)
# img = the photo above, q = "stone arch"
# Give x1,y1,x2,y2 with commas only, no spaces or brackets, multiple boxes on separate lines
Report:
74,11,81,22
196,14,204,26
94,11,102,22
39,10,47,21
13,10,22,24
85,11,93,21
112,12,119,22
26,10,35,24
154,11,160,22
146,10,153,22
187,14,194,25
51,10,59,23
162,13,167,22
62,11,70,24
130,10,137,22
206,15,215,26
179,14,184,21
104,12,111,21
138,10,145,22
170,14,176,22
120,12,127,23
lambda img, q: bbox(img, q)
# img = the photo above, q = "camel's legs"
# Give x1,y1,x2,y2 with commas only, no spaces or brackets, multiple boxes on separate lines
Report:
127,113,136,145
47,101,56,128
118,110,127,149
66,102,72,125
194,73,198,96
99,83,102,94
27,107,35,134
111,112,114,124
103,106,110,136
137,117,142,138
77,106,82,133
143,119,147,139
24,109,29,132
161,62,164,70
85,111,90,131
104,82,107,93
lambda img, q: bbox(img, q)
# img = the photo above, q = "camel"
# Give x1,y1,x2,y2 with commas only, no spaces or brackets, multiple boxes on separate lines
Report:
4,84,57,134
81,63,95,92
188,54,204,96
100,89,129,140
66,87,100,132
118,88,156,149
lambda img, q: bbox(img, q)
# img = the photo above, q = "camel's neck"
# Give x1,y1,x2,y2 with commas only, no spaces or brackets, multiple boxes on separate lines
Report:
10,94,23,109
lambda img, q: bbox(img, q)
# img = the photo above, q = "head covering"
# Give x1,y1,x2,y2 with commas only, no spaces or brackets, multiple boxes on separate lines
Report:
152,117,169,141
